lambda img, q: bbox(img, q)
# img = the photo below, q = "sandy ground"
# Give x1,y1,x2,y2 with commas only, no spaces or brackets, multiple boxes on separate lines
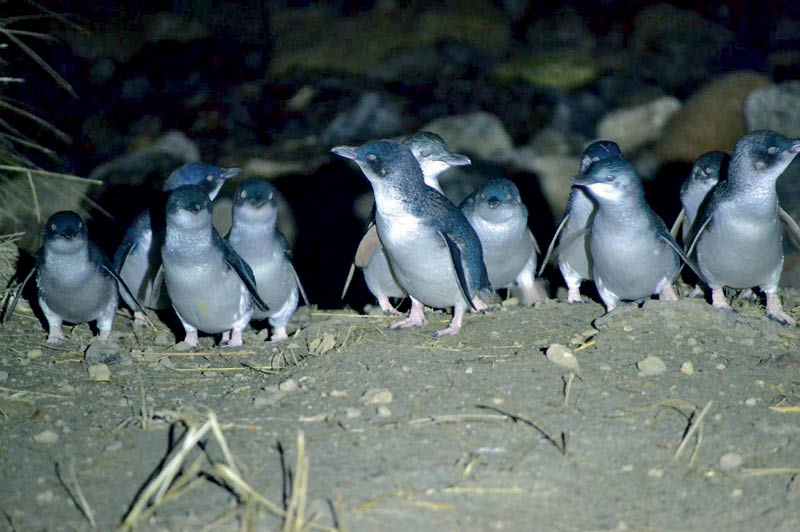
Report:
1,271,800,531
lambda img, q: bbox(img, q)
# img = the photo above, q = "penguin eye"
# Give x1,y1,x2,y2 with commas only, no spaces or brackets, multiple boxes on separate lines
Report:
78,221,83,228
767,146,779,155
505,194,512,201
50,223,57,231
420,151,430,158
605,174,614,182
241,190,248,199
705,167,712,174
206,174,213,181
480,193,486,199
366,153,377,162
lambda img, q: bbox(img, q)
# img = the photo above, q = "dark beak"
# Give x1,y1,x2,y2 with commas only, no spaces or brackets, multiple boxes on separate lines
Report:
222,167,242,180
331,146,358,160
571,176,592,187
442,152,471,166
790,140,800,154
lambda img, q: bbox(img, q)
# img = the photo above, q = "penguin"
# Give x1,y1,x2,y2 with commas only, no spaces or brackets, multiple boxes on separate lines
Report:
572,158,683,314
332,139,494,337
226,178,308,341
114,162,240,326
160,185,268,347
539,140,623,303
5,211,146,343
673,151,729,244
343,131,471,313
460,178,547,305
687,130,800,325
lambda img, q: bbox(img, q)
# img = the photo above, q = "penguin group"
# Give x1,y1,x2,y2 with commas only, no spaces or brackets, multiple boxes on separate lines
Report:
5,129,800,345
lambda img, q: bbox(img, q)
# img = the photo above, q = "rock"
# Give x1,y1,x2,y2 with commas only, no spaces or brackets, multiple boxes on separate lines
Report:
361,388,393,405
494,50,597,91
27,349,42,360
174,341,192,352
88,131,200,187
636,355,666,376
545,344,580,372
85,341,131,366
744,81,800,137
377,405,392,417
154,333,171,347
507,151,576,215
719,452,743,471
656,72,772,163
142,12,211,44
35,490,56,505
308,332,337,355
422,112,515,162
630,4,733,95
680,361,694,376
33,430,59,444
279,379,298,392
0,371,7,382
744,397,757,407
345,407,361,419
88,363,111,382
596,97,681,154
320,92,404,145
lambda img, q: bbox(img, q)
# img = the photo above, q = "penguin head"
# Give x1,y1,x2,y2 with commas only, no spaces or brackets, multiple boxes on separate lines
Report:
571,158,643,204
164,162,241,200
332,139,423,186
403,131,471,181
165,185,212,229
690,151,728,184
579,140,623,175
233,177,278,224
467,178,526,223
42,211,88,253
733,130,800,182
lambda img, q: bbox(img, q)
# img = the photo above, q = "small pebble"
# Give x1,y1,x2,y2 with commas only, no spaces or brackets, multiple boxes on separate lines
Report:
27,349,42,360
88,363,111,382
0,371,8,382
637,356,666,376
105,441,123,452
377,405,392,417
623,325,633,332
361,388,393,405
85,341,131,366
154,333,171,346
680,361,694,375
744,397,757,407
491,397,504,405
545,344,580,372
279,378,297,392
174,341,191,352
330,390,347,398
465,366,473,374
33,430,59,444
731,488,743,499
715,363,726,370
720,452,743,471
647,468,664,479
621,464,634,472
35,490,55,505
345,407,361,419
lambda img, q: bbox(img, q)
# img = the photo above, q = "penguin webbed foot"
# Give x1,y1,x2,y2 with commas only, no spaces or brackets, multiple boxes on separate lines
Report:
46,327,65,344
765,293,797,326
433,308,465,338
710,288,732,311
566,286,586,304
133,311,149,329
220,329,245,347
268,327,289,342
183,330,199,349
389,299,425,331
659,284,678,302
377,297,402,315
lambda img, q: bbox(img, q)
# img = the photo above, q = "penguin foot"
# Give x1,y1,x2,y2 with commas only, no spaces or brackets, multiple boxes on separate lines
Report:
736,288,758,302
98,329,112,342
766,293,797,326
711,288,731,310
659,284,678,301
269,327,289,342
221,329,244,347
566,287,584,304
378,297,402,315
688,285,704,298
389,300,425,330
133,311,149,328
471,297,489,313
46,327,65,344
520,282,548,306
433,309,464,338
184,330,199,349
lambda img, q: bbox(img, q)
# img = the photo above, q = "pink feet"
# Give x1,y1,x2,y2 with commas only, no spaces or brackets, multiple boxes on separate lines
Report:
389,299,425,330
184,329,199,349
378,296,402,315
567,285,583,303
133,311,149,328
221,329,244,347
659,284,678,301
711,288,731,310
46,326,65,344
766,293,796,326
270,327,289,342
433,308,464,338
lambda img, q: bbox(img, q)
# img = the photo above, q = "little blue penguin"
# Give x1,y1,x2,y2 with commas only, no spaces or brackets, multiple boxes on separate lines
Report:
227,178,308,341
687,130,800,325
671,151,729,243
332,139,494,337
345,131,471,313
161,185,268,347
460,178,547,305
572,158,682,314
540,140,623,303
14,211,145,343
114,162,240,326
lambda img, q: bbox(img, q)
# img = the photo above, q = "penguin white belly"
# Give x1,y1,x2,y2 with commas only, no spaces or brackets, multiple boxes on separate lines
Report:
697,212,782,289
558,219,592,281
364,246,405,299
120,229,153,303
482,234,531,288
40,267,116,324
592,233,678,301
377,216,465,309
164,260,251,333
246,253,296,321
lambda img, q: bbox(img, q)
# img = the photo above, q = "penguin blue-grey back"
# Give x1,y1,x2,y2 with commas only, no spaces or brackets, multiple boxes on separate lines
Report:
333,139,493,337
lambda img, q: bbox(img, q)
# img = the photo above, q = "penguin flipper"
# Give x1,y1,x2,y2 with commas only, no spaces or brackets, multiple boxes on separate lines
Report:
289,262,310,307
657,230,706,284
354,224,381,269
2,266,35,324
779,207,800,249
438,230,477,311
538,213,569,276
275,231,309,306
150,265,165,308
341,263,356,300
670,209,685,240
214,230,270,312
686,214,713,258
101,264,151,320
528,228,541,255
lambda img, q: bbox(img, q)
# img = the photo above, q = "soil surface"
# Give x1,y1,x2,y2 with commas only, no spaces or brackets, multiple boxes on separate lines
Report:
1,284,800,531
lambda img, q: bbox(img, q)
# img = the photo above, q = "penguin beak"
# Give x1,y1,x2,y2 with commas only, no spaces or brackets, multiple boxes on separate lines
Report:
790,140,800,154
222,168,242,180
442,153,471,166
331,146,358,160
571,176,592,187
